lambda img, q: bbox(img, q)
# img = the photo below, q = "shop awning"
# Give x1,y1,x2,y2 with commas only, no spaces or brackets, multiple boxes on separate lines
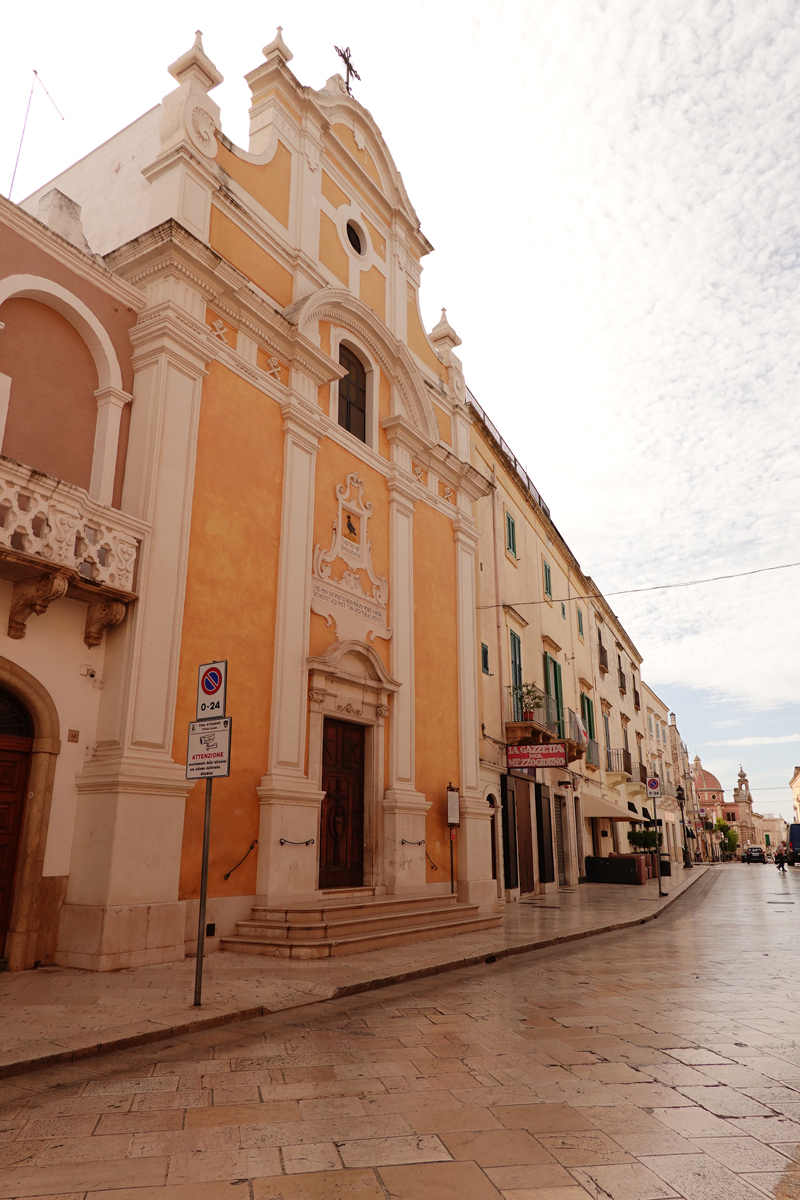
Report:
581,794,638,822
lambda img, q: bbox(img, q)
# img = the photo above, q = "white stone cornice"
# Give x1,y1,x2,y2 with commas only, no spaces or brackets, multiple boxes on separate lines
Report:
129,303,213,375
0,197,144,310
280,395,327,449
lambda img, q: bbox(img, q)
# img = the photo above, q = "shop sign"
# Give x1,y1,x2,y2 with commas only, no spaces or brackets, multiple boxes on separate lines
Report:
507,742,567,770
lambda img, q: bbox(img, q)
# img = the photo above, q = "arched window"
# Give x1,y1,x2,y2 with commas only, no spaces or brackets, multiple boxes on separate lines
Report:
338,346,367,444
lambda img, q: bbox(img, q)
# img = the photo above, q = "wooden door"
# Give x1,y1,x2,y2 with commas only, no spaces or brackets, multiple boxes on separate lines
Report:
0,742,31,950
319,719,365,890
553,794,567,886
535,783,555,884
515,778,535,894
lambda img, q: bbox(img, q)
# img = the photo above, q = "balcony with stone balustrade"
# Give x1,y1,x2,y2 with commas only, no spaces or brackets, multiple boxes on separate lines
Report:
0,456,148,647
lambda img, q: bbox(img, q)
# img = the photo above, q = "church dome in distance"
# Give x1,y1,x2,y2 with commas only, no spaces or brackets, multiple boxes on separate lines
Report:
693,756,723,794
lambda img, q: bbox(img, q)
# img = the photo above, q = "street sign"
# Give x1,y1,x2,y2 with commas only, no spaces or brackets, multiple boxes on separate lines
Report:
196,660,227,720
507,742,568,770
447,786,460,826
186,716,232,779
646,776,661,797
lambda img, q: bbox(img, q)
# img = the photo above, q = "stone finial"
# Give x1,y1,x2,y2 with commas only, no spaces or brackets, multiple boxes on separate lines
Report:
430,308,462,352
168,30,224,91
263,26,293,63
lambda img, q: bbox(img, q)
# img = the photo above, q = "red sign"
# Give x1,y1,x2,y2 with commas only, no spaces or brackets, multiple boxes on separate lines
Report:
507,742,567,770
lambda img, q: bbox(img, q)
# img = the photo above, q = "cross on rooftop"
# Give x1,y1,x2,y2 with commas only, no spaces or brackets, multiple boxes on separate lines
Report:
335,45,361,94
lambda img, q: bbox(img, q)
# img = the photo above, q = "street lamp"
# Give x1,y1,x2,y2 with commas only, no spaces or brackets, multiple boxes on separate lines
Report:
676,785,693,869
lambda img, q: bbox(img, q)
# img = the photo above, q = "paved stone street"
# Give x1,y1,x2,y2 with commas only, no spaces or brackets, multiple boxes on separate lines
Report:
2,864,800,1199
0,871,704,1077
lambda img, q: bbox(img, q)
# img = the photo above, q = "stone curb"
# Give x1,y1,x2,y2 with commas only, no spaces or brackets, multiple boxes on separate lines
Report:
0,866,709,1081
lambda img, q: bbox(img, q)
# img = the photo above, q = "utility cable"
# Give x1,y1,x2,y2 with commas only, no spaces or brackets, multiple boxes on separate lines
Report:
476,559,800,611
8,70,64,200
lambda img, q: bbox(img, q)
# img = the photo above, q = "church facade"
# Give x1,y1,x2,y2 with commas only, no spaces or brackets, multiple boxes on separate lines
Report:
3,30,496,970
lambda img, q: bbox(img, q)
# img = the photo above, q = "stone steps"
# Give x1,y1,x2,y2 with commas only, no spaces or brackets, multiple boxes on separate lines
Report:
220,893,502,959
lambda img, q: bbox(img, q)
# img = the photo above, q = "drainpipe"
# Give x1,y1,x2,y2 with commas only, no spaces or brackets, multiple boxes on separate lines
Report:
491,464,507,898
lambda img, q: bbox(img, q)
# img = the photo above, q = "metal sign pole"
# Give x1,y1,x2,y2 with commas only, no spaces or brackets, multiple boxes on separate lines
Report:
651,791,665,898
193,776,213,1007
449,828,455,894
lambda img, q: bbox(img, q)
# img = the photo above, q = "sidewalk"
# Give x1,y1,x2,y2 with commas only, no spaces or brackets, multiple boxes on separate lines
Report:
0,865,709,1079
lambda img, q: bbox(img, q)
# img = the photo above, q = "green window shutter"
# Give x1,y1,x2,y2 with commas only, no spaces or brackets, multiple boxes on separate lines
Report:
510,631,523,720
543,651,552,696
552,659,564,737
544,561,552,597
481,642,490,674
581,694,595,741
577,607,584,637
506,512,516,556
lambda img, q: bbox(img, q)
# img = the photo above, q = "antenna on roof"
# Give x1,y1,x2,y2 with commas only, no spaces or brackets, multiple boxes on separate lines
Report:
8,70,65,201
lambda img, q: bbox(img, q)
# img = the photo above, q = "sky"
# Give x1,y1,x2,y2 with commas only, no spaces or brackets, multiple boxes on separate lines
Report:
2,0,799,818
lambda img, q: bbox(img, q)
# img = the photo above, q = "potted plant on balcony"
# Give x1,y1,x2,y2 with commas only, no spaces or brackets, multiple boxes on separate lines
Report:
514,683,545,721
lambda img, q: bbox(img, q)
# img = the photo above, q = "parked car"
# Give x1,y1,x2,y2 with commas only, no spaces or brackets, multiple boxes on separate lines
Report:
743,846,766,863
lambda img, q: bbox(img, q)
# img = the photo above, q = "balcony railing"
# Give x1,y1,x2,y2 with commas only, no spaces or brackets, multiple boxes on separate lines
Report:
0,456,146,645
633,686,641,710
567,707,586,751
0,458,142,592
598,644,609,673
633,761,648,784
606,747,632,776
618,669,627,694
507,684,559,735
586,738,600,767
466,391,550,518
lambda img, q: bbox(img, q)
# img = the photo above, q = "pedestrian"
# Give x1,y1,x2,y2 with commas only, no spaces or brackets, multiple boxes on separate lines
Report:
776,843,787,873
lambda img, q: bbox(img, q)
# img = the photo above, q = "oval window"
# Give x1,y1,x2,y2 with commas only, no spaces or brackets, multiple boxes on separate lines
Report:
346,221,363,255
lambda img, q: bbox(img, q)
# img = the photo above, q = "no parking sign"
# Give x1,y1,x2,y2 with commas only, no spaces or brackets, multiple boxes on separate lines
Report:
647,776,661,797
196,660,227,719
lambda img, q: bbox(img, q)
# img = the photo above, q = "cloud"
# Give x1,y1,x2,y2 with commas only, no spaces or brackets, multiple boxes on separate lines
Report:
704,735,800,746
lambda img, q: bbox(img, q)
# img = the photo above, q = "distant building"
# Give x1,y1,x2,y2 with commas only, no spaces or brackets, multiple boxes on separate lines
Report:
692,756,725,859
791,767,800,825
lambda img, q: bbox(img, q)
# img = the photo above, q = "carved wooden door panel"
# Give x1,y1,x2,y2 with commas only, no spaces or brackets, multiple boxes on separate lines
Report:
0,746,30,950
319,719,365,890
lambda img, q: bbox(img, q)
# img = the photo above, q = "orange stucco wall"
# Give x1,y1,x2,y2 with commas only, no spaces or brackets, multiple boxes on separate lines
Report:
0,298,98,491
331,124,382,188
359,266,386,323
175,362,283,899
414,501,459,880
216,138,292,228
209,206,293,308
319,212,349,286
0,222,136,506
406,298,448,383
309,439,391,675
321,171,349,211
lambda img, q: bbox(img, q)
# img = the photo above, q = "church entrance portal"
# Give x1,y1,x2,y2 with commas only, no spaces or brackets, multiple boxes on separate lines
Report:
0,688,34,956
319,718,365,889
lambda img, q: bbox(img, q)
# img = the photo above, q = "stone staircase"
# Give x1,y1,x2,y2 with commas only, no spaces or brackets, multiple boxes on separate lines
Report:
220,888,502,959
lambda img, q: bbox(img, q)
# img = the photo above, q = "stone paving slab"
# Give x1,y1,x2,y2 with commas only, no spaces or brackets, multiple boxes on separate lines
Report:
0,867,708,1080
2,864,800,1200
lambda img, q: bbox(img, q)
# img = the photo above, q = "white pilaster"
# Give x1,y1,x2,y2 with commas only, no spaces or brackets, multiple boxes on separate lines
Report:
454,513,496,908
57,295,212,971
256,396,327,900
90,387,132,505
383,470,429,892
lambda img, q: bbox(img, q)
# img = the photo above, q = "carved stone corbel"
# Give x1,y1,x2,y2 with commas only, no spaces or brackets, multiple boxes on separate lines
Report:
84,598,126,648
8,573,69,639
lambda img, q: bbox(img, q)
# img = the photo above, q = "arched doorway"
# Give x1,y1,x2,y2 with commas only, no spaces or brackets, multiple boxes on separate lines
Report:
0,688,34,958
